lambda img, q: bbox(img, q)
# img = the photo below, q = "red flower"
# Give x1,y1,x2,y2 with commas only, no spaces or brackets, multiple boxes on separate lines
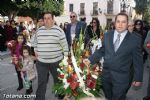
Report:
71,73,78,80
67,73,79,90
67,77,72,83
58,74,64,79
92,66,97,71
86,75,96,89
70,81,79,90
79,63,85,69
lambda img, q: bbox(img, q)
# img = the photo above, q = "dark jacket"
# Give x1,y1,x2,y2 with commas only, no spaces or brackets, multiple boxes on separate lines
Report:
65,21,85,48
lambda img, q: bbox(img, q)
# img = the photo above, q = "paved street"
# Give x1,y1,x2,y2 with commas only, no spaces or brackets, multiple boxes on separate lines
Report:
0,51,148,100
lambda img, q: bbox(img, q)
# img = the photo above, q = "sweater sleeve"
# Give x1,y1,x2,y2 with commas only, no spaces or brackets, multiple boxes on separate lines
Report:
33,31,38,52
59,30,69,57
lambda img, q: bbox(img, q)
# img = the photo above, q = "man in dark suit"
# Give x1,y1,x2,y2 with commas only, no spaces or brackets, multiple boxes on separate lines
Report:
83,13,143,100
65,12,86,49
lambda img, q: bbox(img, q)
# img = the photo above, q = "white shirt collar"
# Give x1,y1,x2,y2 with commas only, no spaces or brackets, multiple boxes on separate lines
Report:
113,30,128,45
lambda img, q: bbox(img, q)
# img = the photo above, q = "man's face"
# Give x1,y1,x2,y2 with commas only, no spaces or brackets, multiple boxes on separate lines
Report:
70,13,77,23
44,14,53,27
128,22,134,32
115,15,128,33
38,19,44,27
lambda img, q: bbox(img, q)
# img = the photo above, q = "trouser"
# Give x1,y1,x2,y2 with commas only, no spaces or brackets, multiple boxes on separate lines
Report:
35,60,60,100
102,69,129,100
15,67,23,88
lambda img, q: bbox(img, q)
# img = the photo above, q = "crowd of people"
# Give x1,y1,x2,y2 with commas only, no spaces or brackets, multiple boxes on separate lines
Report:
1,11,150,100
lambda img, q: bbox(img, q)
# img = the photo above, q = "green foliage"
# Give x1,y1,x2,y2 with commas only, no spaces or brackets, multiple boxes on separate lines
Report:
42,0,64,16
143,7,150,21
134,0,150,21
0,0,20,20
134,0,147,15
53,82,72,95
0,0,64,20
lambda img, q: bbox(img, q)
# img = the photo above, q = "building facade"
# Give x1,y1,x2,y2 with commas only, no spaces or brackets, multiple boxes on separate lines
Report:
55,0,135,29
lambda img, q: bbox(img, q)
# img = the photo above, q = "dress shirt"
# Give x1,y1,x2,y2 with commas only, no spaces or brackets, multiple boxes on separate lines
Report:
113,30,128,47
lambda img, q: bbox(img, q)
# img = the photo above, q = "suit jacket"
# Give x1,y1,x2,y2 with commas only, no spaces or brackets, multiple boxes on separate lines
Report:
89,30,143,83
65,21,85,47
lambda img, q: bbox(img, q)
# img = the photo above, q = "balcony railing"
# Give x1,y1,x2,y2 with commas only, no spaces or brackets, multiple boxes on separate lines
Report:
90,10,98,16
79,10,85,16
107,9,113,14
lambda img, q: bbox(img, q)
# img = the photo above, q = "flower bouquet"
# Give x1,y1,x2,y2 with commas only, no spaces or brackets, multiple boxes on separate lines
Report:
53,31,103,100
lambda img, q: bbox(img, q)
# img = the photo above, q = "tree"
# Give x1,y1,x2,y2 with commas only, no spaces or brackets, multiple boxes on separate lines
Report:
0,0,22,20
134,0,149,20
0,0,64,20
42,0,64,16
17,0,43,19
143,7,150,21
142,0,150,21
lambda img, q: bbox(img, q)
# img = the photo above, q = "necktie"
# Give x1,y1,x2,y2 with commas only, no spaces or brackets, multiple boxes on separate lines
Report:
114,33,121,52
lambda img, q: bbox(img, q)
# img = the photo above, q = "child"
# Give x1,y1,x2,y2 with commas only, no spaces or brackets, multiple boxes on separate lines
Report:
7,34,26,91
21,45,36,94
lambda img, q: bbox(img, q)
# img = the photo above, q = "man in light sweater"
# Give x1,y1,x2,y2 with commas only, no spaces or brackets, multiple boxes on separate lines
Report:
34,12,69,100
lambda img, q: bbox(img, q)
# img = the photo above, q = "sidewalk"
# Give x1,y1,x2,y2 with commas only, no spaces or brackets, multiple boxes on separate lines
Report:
0,50,10,60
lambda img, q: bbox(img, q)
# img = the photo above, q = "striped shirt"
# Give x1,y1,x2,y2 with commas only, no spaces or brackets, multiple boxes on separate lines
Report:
34,25,69,63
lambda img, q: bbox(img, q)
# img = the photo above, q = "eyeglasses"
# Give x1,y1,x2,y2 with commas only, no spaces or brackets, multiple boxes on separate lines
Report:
135,23,141,25
135,22,142,25
70,15,76,18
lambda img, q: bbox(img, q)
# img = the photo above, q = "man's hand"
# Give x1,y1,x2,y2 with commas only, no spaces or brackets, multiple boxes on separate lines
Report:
132,81,142,87
83,59,91,66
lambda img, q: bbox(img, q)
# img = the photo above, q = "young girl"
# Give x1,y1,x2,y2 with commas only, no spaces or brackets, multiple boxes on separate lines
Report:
21,45,36,94
7,34,26,91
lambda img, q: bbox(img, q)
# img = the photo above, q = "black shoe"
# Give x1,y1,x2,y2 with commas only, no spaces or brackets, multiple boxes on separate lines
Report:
143,96,150,100
57,94,65,100
26,89,33,94
17,86,23,91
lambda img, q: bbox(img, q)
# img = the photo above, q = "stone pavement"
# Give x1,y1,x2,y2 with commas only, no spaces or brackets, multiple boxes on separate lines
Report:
0,51,148,100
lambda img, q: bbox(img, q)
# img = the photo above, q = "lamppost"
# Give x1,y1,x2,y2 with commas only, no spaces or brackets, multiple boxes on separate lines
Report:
99,8,102,14
120,0,130,13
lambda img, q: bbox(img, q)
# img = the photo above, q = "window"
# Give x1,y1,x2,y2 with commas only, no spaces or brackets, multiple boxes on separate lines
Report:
80,3,85,15
107,0,113,14
93,2,98,15
69,4,73,12
107,18,112,25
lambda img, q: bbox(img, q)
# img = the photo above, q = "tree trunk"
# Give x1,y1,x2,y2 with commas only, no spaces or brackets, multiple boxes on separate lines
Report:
8,11,18,21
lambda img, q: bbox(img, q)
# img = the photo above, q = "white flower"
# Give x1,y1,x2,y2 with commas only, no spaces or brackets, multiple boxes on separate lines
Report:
63,78,70,89
63,56,68,66
57,68,64,75
81,44,84,50
92,74,98,79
